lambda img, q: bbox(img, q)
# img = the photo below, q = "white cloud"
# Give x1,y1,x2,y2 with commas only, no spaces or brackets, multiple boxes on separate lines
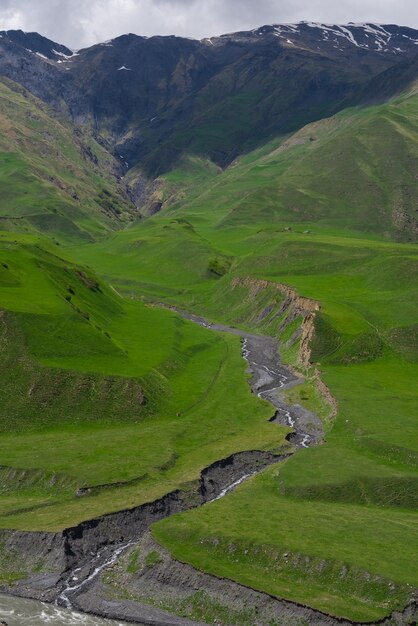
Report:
0,0,417,49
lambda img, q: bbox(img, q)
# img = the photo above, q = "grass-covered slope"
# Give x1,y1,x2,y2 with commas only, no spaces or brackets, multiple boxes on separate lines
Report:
64,94,418,621
0,77,134,242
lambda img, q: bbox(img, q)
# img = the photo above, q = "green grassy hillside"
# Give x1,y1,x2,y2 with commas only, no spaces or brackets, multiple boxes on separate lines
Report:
0,78,134,242
138,91,418,241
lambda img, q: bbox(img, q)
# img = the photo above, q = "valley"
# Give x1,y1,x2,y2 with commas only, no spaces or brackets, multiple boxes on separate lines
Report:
0,20,417,626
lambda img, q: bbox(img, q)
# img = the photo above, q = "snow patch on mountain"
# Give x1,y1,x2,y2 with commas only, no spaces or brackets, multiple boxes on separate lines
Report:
52,49,74,59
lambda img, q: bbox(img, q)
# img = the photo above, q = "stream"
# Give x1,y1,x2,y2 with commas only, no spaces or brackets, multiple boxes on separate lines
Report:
57,543,135,609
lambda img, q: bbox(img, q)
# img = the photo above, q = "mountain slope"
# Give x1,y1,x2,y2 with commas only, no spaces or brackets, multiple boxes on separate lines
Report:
65,23,418,176
147,90,418,242
2,23,418,181
0,76,135,241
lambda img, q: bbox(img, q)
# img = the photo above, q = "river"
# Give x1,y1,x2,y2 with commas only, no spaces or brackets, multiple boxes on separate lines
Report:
0,307,324,624
0,594,131,626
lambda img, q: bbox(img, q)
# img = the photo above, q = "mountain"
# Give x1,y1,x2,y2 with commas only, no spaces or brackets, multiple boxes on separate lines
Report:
1,23,418,180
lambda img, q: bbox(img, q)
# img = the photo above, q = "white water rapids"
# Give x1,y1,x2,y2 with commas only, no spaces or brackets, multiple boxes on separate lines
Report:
0,594,130,626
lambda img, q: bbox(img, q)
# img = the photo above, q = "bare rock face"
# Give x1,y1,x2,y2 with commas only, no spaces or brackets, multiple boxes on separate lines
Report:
0,32,74,112
0,30,74,60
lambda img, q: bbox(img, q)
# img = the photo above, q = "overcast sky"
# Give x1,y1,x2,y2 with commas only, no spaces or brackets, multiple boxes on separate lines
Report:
1,0,418,49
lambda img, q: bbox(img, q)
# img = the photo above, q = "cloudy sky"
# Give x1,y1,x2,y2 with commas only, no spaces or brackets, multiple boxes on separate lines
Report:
1,0,418,49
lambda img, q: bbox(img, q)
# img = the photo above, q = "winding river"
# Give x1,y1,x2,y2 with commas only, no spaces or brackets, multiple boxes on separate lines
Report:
1,307,324,625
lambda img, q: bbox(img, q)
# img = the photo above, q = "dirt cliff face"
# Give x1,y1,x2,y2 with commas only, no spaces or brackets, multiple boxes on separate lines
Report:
299,312,316,368
230,276,319,366
230,276,338,418
231,277,318,312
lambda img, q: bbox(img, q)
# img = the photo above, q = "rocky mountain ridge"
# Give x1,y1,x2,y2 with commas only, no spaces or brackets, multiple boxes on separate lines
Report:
1,22,418,178
0,29,75,60
218,22,418,55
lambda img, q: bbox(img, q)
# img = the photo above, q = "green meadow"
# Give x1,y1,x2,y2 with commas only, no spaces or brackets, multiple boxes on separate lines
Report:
0,232,283,530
